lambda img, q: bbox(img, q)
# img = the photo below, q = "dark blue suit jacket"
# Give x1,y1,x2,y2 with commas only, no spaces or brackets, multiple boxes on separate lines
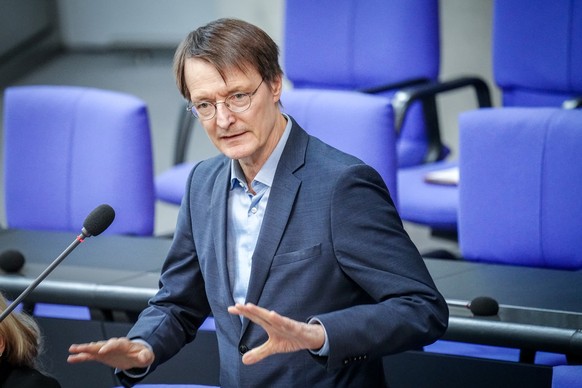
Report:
124,118,448,387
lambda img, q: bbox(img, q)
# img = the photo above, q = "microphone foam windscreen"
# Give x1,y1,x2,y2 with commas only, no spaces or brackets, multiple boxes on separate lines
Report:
0,250,25,273
469,296,499,316
83,204,116,236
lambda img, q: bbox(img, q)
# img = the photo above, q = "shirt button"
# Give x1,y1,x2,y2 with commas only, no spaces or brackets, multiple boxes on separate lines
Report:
239,344,249,355
250,207,257,214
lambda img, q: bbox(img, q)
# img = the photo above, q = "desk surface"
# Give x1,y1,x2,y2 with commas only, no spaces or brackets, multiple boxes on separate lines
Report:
2,229,582,356
0,229,170,310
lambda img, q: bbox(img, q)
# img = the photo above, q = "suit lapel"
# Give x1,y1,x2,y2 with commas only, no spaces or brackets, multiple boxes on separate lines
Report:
242,122,308,333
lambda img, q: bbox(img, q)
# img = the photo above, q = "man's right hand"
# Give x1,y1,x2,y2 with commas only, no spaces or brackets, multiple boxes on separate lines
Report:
68,337,154,371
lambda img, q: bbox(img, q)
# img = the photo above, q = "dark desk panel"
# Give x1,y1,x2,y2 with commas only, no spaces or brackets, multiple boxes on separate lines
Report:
2,229,582,359
425,258,582,358
0,228,171,271
0,229,169,311
428,259,582,313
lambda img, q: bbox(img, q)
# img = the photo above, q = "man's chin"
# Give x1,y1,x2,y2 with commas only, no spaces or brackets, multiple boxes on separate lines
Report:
222,146,252,161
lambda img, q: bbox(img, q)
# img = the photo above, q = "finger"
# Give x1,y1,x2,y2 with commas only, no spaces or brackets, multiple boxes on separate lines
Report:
67,352,100,364
241,342,272,365
69,342,105,354
231,303,278,327
98,338,127,354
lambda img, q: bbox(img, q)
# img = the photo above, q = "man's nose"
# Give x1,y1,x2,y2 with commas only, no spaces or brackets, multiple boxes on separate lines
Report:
215,102,234,126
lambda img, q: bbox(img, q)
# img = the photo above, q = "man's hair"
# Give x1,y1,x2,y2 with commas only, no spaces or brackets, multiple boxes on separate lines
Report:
174,18,284,99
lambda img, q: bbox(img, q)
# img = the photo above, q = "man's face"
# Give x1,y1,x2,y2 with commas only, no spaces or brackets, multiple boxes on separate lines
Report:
184,58,283,166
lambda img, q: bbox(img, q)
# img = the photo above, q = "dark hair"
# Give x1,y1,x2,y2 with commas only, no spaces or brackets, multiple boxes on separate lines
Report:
174,18,283,99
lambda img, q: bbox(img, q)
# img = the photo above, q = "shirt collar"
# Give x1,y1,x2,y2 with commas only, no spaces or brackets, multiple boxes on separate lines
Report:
230,113,292,190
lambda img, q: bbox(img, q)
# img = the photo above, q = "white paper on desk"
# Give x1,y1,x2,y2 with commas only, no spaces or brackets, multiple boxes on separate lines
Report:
424,167,459,186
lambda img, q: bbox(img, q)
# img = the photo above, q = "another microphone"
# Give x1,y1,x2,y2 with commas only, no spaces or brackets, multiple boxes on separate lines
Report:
0,250,25,273
0,204,115,323
448,296,500,316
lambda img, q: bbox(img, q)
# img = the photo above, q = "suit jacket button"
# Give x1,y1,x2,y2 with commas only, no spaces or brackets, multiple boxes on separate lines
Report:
239,344,249,355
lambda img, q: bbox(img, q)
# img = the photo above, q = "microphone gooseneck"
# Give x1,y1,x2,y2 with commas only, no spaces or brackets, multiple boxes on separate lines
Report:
0,204,115,323
0,250,25,273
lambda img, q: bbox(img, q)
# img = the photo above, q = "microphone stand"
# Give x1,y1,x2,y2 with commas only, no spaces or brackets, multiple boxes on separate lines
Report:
0,232,88,323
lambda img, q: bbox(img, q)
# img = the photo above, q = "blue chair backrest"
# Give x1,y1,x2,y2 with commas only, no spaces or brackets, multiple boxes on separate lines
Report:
458,108,582,269
3,85,155,236
494,0,582,107
284,0,440,168
281,89,397,205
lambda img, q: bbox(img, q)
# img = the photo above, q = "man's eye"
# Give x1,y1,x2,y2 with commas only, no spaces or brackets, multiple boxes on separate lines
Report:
231,93,247,101
196,102,212,110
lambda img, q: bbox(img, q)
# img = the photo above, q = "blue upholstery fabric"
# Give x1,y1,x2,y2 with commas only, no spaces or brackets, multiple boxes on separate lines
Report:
397,161,458,230
280,89,397,204
155,162,197,205
33,303,91,320
494,0,582,106
458,108,582,269
425,340,567,366
285,0,439,90
284,0,440,168
3,85,155,236
552,365,582,387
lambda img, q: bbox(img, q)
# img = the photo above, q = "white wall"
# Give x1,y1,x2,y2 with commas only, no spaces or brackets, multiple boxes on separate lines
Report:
55,0,284,49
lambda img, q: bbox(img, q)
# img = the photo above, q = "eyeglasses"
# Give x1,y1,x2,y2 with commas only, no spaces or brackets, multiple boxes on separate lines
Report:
187,79,264,121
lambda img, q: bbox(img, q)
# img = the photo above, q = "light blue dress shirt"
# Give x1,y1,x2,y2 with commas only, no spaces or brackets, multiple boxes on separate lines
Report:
227,115,292,306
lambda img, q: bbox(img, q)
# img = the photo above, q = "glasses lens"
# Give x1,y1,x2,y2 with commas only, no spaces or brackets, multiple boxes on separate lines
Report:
193,102,215,119
226,93,252,112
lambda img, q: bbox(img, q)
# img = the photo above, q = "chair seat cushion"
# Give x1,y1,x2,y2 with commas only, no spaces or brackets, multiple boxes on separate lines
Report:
155,162,196,205
397,161,458,230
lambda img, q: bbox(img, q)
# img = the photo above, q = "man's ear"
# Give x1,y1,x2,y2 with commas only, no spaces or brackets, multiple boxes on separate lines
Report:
270,75,283,103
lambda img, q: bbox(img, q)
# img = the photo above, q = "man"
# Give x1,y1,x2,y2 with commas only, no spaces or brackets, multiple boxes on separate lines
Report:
68,18,448,387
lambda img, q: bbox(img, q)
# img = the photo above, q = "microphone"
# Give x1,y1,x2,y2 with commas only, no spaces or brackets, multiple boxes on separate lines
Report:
448,296,500,316
0,250,25,273
0,204,115,323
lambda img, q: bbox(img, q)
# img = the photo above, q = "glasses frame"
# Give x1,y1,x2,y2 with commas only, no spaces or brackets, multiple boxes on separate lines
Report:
187,79,264,121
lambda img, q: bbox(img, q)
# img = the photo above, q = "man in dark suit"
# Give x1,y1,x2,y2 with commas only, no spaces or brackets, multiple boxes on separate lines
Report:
68,18,448,387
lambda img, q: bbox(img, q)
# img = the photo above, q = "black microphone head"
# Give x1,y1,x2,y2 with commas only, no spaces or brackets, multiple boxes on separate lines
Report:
469,296,499,316
82,204,115,237
0,250,25,273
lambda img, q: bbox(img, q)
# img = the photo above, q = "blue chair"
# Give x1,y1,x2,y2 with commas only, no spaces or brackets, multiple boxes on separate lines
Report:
458,108,582,270
397,0,582,237
3,85,156,320
284,0,442,168
3,85,155,236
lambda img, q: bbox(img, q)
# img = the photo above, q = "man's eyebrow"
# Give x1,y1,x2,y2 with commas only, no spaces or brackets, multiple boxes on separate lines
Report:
191,83,251,101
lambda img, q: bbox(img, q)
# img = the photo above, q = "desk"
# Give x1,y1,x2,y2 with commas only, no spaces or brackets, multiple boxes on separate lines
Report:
2,229,582,388
1,229,582,355
0,228,169,311
424,259,582,358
